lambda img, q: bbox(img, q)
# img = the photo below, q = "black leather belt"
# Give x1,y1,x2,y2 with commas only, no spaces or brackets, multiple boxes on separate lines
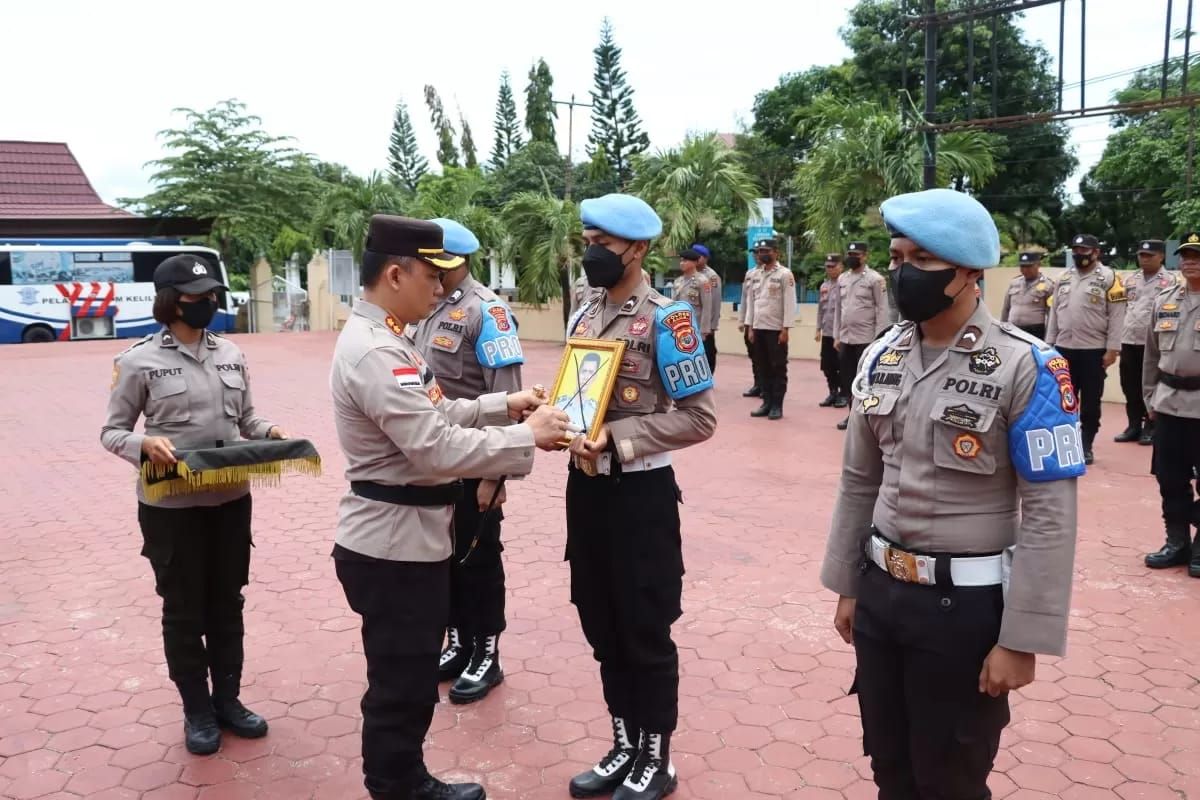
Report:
1160,372,1200,391
350,480,463,507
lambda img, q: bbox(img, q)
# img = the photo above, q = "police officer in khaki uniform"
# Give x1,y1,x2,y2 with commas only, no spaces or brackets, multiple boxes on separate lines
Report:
1000,251,1052,340
330,215,570,800
816,253,847,407
1116,239,1176,445
564,194,716,800
102,255,289,755
1045,233,1128,464
745,238,797,420
739,263,764,397
1142,232,1200,574
409,218,524,705
692,244,722,374
821,188,1082,798
674,248,715,352
571,272,594,317
834,241,890,430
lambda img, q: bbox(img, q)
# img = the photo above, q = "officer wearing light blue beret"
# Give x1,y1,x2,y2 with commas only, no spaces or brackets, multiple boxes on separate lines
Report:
564,193,716,800
429,217,480,257
821,188,1082,799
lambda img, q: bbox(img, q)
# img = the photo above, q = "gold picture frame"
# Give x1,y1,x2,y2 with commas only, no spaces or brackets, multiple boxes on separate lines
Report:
548,337,627,447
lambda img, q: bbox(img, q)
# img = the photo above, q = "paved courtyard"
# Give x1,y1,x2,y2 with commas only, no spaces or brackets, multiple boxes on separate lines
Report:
0,332,1198,800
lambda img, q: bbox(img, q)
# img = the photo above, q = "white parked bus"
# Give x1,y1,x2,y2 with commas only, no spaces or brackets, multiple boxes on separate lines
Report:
0,241,236,344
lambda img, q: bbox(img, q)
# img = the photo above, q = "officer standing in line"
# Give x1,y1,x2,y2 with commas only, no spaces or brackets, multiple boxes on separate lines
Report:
691,244,722,375
815,253,847,408
674,248,714,357
1000,251,1052,340
1045,233,1128,464
739,259,764,398
1116,239,1176,445
1142,232,1200,573
821,188,1082,798
330,215,570,800
564,194,717,800
834,241,890,430
745,238,797,420
409,218,524,705
101,255,289,755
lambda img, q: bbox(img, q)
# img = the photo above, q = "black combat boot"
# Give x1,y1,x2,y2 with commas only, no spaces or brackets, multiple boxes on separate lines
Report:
1145,523,1192,569
449,635,503,705
1190,531,1200,578
818,392,837,407
178,680,221,755
750,395,772,417
613,731,677,800
439,627,471,682
741,385,762,398
768,400,783,420
836,416,850,430
1114,425,1141,443
569,717,638,798
832,394,849,409
1139,421,1155,446
410,771,486,800
212,672,268,739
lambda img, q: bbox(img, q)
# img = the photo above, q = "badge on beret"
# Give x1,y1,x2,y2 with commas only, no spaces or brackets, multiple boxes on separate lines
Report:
953,432,983,459
448,309,467,321
621,385,640,403
969,347,1002,376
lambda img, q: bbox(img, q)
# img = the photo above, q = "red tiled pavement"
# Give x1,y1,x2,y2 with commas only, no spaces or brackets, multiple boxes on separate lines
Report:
1,333,1198,799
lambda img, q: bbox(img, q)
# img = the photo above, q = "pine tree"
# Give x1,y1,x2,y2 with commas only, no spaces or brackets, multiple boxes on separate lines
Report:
460,113,479,170
587,18,650,186
424,85,460,169
387,99,428,192
490,72,523,169
524,58,558,146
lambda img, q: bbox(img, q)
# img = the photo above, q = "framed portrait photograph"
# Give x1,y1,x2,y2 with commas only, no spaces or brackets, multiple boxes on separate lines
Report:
549,337,627,447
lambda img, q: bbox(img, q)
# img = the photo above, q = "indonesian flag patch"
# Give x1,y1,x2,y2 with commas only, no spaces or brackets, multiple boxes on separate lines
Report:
393,366,423,389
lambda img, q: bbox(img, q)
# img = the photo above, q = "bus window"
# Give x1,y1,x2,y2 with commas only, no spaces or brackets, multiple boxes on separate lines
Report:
0,253,10,285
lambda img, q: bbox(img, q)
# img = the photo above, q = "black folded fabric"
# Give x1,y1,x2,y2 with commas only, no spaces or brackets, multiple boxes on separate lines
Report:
140,438,321,502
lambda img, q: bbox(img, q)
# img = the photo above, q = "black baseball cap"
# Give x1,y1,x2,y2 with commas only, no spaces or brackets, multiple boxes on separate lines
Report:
1019,251,1043,265
752,238,779,250
679,248,703,261
153,254,227,294
365,214,463,270
1174,232,1200,255
824,253,842,264
847,241,868,252
1071,233,1100,249
1137,239,1166,253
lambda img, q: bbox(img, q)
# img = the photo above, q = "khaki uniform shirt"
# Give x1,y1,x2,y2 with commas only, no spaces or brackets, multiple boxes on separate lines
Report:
567,286,717,462
672,271,715,336
1045,264,1127,351
834,267,890,345
744,263,797,331
409,276,523,401
330,301,536,562
702,265,722,332
1001,273,1053,329
1143,283,1200,419
1121,268,1177,346
818,278,839,337
102,329,275,508
570,274,594,316
738,268,759,327
820,303,1081,656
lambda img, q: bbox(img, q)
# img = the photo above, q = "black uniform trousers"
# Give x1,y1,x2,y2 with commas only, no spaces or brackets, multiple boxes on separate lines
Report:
839,343,869,401
137,494,253,692
1057,347,1107,449
1016,323,1046,341
820,335,841,395
450,478,506,636
703,333,718,375
1152,413,1200,527
853,561,1009,800
751,329,789,405
566,464,683,734
743,328,761,388
1119,344,1149,430
335,547,450,795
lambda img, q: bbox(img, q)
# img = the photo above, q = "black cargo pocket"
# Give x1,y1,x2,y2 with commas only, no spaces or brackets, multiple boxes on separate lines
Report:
952,691,1010,777
138,531,176,598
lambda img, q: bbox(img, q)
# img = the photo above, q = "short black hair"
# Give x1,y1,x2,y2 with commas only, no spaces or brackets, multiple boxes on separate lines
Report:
152,287,181,325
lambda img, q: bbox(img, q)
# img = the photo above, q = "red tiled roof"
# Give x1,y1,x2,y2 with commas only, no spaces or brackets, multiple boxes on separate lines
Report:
0,141,132,219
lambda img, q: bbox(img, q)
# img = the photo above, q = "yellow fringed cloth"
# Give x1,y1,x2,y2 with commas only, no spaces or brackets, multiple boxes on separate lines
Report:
139,438,322,503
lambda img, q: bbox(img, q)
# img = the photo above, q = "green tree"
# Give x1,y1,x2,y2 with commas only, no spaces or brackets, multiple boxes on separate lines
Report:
490,72,523,169
490,141,567,202
310,171,408,260
587,18,650,186
387,99,428,192
121,99,317,276
460,114,479,170
408,168,505,282
502,190,580,304
524,59,558,146
424,85,460,169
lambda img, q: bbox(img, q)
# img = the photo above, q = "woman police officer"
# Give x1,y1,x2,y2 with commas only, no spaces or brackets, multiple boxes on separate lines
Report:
101,254,288,755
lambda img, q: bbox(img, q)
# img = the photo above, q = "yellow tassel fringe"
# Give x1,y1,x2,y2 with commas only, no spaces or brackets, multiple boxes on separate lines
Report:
140,456,322,503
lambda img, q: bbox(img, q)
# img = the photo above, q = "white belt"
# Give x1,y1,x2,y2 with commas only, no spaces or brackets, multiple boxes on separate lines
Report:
574,451,671,477
868,535,1004,587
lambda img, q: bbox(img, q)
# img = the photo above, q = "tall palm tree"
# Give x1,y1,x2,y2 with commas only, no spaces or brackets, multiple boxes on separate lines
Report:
630,134,760,256
407,168,505,282
311,171,407,260
793,96,1000,250
501,190,580,305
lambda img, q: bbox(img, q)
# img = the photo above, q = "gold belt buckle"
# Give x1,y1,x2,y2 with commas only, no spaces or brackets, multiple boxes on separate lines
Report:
576,456,599,477
885,546,923,584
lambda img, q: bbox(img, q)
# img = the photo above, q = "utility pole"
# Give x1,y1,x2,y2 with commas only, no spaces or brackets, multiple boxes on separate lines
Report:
553,94,594,201
922,0,938,189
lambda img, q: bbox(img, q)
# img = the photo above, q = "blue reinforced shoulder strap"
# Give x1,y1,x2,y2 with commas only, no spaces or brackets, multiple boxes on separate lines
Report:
1008,345,1087,482
654,301,713,400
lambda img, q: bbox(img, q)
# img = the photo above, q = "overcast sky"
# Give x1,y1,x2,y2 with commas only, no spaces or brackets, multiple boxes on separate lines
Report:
5,1,1183,207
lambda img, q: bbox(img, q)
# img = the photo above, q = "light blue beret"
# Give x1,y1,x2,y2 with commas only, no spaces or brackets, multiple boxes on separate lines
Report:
429,218,480,256
879,188,1000,269
580,194,662,241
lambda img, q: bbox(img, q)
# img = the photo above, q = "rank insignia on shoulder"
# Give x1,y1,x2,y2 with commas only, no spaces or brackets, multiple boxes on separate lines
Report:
969,347,1002,376
621,297,637,313
385,315,405,336
956,326,982,348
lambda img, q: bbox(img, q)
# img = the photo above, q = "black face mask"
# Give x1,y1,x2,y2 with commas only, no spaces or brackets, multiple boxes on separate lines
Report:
755,253,773,266
582,244,630,289
845,256,862,269
178,297,217,330
894,262,961,323
1072,252,1093,269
